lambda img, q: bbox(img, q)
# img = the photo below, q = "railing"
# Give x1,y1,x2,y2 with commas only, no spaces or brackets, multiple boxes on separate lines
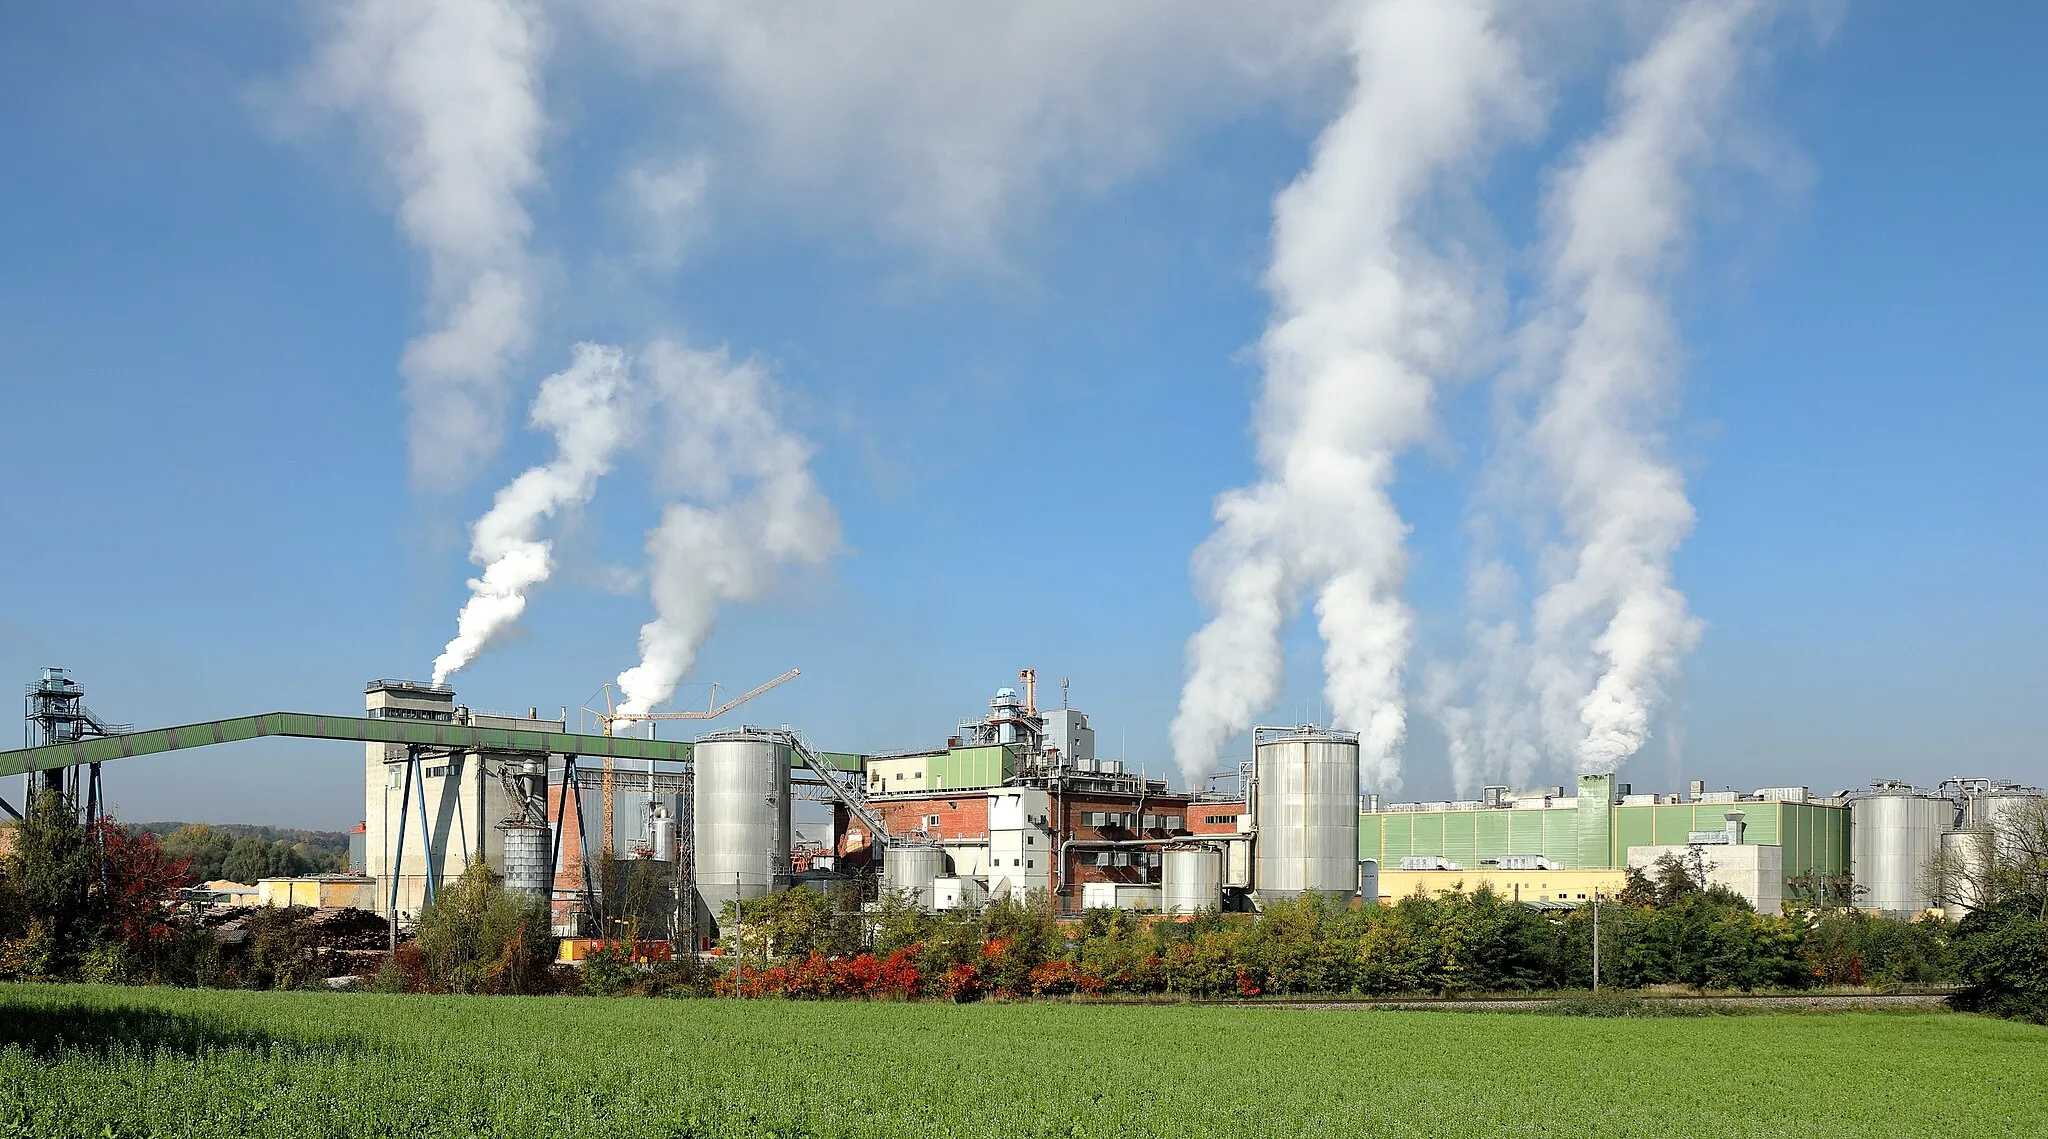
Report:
785,729,891,845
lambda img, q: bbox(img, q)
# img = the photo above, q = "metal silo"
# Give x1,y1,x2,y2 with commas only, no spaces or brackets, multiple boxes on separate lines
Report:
692,728,792,927
883,843,947,911
1161,846,1223,914
500,822,551,898
1849,784,1949,917
1252,726,1360,902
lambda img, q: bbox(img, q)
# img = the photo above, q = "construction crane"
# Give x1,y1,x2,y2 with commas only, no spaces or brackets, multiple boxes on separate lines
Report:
583,669,801,864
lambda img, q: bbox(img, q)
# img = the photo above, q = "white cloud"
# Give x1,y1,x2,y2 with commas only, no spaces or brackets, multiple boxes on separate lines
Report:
578,0,1346,259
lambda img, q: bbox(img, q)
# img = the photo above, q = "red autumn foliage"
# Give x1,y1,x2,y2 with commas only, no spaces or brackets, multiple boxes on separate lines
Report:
712,949,923,1000
937,962,982,1002
1026,959,1104,997
88,820,190,957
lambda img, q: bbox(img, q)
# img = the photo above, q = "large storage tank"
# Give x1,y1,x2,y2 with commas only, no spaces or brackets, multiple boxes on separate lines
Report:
1850,785,1949,916
1252,726,1361,902
1941,788,2045,918
883,843,947,911
1162,846,1223,915
500,822,550,898
693,729,793,927
1937,829,1993,920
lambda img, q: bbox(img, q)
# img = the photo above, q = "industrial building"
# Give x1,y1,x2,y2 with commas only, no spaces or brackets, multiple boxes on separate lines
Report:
6,666,2041,939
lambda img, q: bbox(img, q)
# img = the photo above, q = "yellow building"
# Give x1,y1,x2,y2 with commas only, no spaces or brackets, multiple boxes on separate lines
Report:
1374,867,1629,907
202,879,261,907
256,875,376,910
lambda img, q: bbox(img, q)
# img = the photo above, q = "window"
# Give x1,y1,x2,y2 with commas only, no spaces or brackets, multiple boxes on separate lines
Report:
1026,859,1033,869
1166,816,1184,831
923,814,941,828
1025,836,1034,845
1205,814,1235,825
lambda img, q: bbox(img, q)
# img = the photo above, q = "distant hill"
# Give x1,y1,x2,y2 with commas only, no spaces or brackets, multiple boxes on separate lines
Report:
128,822,352,885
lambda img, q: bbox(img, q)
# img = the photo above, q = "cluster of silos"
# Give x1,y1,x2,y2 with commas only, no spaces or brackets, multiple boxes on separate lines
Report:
1938,786,2046,919
1251,726,1361,902
692,728,792,932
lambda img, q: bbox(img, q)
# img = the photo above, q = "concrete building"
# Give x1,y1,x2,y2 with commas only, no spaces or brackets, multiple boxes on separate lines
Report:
360,680,564,921
1627,842,1784,914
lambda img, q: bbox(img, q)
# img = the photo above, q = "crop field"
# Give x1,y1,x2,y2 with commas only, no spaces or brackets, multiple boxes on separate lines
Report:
2,985,2044,1138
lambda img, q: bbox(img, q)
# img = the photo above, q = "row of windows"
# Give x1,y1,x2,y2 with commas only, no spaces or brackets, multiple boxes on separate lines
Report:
1203,814,1239,825
1074,851,1163,868
1078,812,1184,831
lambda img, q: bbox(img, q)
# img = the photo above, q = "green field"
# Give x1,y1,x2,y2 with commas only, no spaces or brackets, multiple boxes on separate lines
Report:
2,985,2044,1138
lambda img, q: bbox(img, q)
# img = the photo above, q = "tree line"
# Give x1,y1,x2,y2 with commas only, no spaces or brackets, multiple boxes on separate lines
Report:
4,789,2046,1024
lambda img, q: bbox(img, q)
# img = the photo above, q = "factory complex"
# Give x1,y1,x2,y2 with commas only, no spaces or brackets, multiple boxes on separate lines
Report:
10,667,2039,944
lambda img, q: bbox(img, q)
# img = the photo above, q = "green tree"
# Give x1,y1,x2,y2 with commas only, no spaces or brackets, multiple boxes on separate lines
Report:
414,857,556,994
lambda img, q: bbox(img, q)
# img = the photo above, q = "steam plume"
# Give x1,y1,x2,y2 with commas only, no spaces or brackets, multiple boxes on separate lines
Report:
1527,0,1768,773
305,0,547,489
614,341,839,716
431,344,635,684
1171,0,1533,790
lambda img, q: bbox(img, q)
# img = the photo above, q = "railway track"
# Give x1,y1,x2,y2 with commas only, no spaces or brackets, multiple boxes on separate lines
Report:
1203,991,1956,1012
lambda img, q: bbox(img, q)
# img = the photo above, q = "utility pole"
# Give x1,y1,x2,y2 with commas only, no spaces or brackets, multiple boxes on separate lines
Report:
1591,888,1602,993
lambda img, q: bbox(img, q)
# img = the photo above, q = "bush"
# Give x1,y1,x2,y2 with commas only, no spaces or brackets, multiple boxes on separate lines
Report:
1950,905,2048,1024
413,858,556,995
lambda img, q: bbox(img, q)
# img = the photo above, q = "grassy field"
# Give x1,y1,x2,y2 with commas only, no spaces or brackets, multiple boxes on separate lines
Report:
2,985,2044,1138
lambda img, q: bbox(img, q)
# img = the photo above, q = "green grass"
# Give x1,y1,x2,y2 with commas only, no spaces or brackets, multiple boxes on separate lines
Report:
2,984,2043,1138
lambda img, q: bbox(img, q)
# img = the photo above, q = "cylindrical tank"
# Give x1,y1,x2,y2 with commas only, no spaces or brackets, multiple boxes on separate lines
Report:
1964,790,2046,839
500,822,550,898
692,729,792,927
1850,786,1950,916
649,807,678,863
1162,846,1223,914
883,843,947,911
1359,858,1380,907
1938,829,1992,920
1252,726,1361,902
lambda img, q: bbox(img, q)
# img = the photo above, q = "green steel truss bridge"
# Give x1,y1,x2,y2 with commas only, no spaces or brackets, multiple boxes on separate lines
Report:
0,708,871,926
0,711,862,782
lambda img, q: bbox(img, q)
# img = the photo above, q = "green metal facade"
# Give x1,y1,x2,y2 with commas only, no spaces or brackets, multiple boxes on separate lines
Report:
931,745,1016,790
0,712,866,778
1360,779,1850,896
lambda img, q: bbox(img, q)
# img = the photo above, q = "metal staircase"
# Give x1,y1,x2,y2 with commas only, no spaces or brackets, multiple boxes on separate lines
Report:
784,728,892,846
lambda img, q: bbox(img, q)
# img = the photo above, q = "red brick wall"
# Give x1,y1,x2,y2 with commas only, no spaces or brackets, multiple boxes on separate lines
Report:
834,794,990,864
1184,802,1246,836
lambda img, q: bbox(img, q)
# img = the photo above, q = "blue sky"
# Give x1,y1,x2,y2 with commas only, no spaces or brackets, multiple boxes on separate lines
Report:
1,3,2042,829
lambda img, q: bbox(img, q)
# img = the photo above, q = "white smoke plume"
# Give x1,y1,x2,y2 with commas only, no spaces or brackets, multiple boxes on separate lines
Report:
303,0,548,489
1525,0,1769,774
1422,553,1545,794
613,341,839,716
1170,0,1536,791
431,344,636,684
